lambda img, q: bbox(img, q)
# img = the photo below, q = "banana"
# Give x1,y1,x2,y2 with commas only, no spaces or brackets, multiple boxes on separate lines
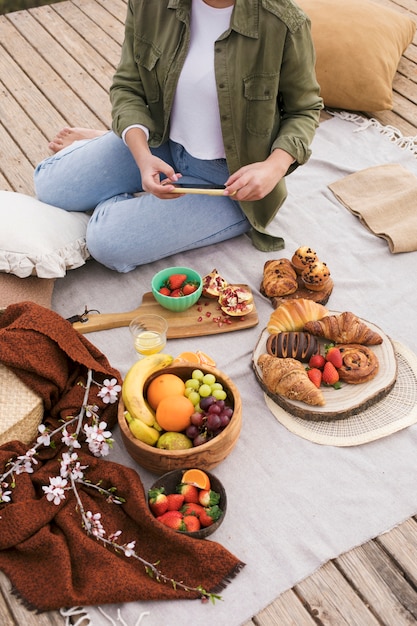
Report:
125,411,160,446
122,353,174,427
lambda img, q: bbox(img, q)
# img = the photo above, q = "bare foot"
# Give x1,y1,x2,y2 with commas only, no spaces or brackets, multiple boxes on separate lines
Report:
48,127,108,153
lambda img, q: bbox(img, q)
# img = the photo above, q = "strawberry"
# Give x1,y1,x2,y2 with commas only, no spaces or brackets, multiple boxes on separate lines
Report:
326,345,343,369
183,515,201,532
166,493,185,511
181,502,205,518
182,282,198,295
198,489,221,507
170,288,183,297
322,361,341,388
156,510,185,531
167,273,187,290
177,483,199,503
148,487,168,516
307,367,322,388
199,505,223,528
159,286,171,296
309,353,326,369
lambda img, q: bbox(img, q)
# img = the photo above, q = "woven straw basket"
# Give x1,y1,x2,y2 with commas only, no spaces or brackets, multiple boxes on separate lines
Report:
0,362,44,446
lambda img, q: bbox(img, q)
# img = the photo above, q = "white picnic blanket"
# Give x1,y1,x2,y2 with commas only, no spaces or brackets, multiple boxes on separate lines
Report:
53,113,417,626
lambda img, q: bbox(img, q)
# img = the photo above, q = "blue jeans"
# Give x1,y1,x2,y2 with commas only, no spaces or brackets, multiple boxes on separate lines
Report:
34,132,250,272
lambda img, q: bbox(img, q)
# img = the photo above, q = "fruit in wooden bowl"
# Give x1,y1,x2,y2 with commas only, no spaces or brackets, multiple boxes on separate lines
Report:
151,266,203,312
118,363,242,475
148,468,227,539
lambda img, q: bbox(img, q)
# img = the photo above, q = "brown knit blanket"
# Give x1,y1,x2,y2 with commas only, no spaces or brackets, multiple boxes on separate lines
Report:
0,302,244,612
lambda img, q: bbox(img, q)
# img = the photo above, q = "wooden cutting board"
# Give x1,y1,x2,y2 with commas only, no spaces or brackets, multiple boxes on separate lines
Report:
72,287,258,338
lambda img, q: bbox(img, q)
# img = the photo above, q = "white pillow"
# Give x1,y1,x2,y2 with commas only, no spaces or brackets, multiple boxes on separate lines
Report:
0,191,90,278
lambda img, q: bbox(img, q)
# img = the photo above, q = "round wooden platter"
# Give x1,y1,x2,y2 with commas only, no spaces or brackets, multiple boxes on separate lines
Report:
252,315,398,421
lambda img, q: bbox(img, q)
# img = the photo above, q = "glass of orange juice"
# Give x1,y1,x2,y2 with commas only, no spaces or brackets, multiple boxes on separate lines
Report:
129,314,168,358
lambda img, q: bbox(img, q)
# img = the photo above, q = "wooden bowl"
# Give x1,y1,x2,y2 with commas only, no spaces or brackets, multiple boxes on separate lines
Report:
148,469,227,539
118,363,242,475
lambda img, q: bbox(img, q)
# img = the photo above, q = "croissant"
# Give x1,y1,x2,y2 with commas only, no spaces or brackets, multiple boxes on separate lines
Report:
258,354,325,406
303,311,383,345
260,259,298,297
266,332,319,362
267,298,329,334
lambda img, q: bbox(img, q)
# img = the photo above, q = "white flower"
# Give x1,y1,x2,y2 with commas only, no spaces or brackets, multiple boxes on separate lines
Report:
97,378,121,404
123,541,136,557
85,404,99,418
61,428,81,449
85,511,105,538
88,440,111,457
15,451,38,475
0,487,11,503
43,475,68,505
60,452,87,480
108,530,122,542
37,424,51,447
84,421,113,457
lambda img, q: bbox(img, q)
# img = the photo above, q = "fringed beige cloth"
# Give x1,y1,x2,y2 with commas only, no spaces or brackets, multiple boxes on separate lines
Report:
328,163,417,253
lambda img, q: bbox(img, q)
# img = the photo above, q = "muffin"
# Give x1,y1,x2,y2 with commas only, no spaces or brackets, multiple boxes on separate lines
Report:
291,246,318,275
301,261,331,292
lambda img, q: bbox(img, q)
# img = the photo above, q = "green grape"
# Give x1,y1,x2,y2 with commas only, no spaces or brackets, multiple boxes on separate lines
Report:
185,378,200,390
187,391,201,406
210,382,223,391
184,387,194,398
191,369,204,381
212,388,227,401
198,383,212,398
202,373,216,386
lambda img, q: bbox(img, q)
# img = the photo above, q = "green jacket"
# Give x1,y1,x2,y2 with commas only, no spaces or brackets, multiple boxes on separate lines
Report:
110,0,323,251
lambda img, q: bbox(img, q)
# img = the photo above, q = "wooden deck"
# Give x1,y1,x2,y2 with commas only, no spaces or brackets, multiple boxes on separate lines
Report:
1,0,417,623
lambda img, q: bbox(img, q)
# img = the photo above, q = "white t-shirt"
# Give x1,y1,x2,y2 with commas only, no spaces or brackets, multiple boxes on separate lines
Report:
169,0,233,160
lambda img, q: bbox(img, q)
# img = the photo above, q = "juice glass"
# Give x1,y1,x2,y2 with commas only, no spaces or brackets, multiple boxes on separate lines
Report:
129,314,168,358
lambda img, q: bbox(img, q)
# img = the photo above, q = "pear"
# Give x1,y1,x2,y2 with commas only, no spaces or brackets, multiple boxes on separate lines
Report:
156,432,193,450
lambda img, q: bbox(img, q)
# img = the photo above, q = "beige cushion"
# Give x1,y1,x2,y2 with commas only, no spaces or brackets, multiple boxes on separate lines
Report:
0,191,90,279
297,0,416,111
0,362,43,446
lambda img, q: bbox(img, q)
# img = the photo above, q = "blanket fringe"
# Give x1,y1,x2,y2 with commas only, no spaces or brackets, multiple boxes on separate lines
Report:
327,109,417,158
60,606,91,625
61,606,150,626
209,559,246,596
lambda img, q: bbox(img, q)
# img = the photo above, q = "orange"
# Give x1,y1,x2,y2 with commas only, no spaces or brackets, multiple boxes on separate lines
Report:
195,351,216,367
155,395,195,432
146,374,186,410
181,468,211,490
172,350,216,367
172,351,201,365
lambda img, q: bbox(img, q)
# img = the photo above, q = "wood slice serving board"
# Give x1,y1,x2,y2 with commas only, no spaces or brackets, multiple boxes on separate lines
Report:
72,287,258,338
252,314,398,421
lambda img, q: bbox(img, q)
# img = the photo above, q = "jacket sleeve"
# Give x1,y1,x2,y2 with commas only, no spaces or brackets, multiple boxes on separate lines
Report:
271,18,323,167
110,0,155,137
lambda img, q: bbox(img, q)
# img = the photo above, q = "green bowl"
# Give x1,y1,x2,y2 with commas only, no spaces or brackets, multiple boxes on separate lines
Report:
151,266,203,312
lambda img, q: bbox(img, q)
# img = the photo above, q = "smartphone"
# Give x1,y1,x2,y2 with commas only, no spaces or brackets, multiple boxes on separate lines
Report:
169,183,231,196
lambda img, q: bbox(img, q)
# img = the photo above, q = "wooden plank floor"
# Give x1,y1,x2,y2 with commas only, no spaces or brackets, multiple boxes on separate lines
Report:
0,0,417,623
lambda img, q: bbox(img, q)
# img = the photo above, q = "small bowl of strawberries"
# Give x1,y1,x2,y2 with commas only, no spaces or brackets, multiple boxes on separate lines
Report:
147,468,227,539
151,267,203,312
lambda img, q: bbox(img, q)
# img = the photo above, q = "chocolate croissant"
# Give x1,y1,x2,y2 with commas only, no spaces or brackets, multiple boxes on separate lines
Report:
267,298,329,334
303,311,383,345
266,332,319,362
260,258,298,297
257,354,325,406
